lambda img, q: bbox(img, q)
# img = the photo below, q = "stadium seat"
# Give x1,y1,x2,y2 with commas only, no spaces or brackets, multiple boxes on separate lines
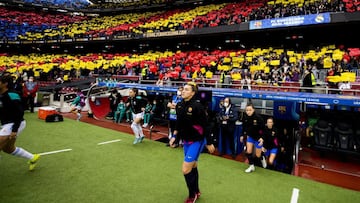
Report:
313,120,333,147
341,89,354,96
231,80,241,89
354,129,360,152
205,79,217,87
351,84,360,96
334,122,354,150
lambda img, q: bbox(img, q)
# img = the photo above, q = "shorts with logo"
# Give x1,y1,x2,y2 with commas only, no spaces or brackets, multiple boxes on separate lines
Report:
265,148,278,157
183,138,206,162
247,136,263,149
0,121,26,137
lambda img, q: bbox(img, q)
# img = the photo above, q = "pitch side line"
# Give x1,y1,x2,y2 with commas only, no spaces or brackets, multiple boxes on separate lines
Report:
97,139,122,145
290,188,299,203
39,149,73,156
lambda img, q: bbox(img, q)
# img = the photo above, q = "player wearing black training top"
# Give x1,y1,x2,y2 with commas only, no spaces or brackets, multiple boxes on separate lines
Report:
241,103,265,173
263,117,279,170
169,82,215,203
126,88,147,144
0,74,40,171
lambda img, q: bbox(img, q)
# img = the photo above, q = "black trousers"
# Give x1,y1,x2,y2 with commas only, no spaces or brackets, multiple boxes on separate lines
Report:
24,95,35,113
220,125,235,155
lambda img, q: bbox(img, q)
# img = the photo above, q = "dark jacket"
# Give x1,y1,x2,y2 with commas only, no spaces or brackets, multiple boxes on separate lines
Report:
174,97,212,144
302,72,315,87
242,112,264,141
109,92,122,111
263,126,279,150
127,95,147,114
219,104,238,127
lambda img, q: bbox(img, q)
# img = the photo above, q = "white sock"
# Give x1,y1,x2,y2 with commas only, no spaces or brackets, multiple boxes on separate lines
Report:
11,147,33,160
131,122,139,138
137,123,144,137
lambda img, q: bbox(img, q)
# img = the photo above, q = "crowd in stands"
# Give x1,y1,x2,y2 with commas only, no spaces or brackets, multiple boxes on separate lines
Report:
88,0,171,10
15,0,176,10
0,7,89,40
1,45,360,94
20,0,91,9
0,0,359,41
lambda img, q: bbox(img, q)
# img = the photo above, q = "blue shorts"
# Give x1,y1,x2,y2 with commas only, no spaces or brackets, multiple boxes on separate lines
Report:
265,148,278,157
246,136,263,149
183,138,206,163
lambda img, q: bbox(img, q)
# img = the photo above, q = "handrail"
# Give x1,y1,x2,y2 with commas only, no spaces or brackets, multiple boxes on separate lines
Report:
132,78,360,96
294,130,301,165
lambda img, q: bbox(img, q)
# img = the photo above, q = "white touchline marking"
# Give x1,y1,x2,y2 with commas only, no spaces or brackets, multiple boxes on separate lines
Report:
97,139,122,145
39,149,72,156
290,188,300,203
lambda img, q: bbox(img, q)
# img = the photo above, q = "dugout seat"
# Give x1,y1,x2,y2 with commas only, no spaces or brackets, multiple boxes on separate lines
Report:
313,120,333,147
354,129,360,152
334,122,353,150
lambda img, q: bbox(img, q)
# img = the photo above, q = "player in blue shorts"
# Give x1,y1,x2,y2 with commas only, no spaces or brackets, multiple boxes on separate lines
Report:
0,74,40,171
241,103,265,173
169,82,215,203
263,117,279,170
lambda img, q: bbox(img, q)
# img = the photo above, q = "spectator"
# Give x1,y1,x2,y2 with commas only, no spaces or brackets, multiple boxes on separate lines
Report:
218,97,239,158
301,69,316,93
166,86,183,147
27,68,34,78
338,80,351,90
241,75,252,90
22,76,39,113
107,88,122,120
125,107,133,123
114,99,126,123
143,99,156,128
156,77,164,86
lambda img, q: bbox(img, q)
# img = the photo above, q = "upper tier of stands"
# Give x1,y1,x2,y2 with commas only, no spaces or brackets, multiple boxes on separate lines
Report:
13,0,174,10
88,0,171,10
17,0,91,9
1,0,359,41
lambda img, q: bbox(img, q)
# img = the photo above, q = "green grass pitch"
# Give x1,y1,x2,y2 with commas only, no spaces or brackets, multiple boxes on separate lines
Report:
0,113,359,203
